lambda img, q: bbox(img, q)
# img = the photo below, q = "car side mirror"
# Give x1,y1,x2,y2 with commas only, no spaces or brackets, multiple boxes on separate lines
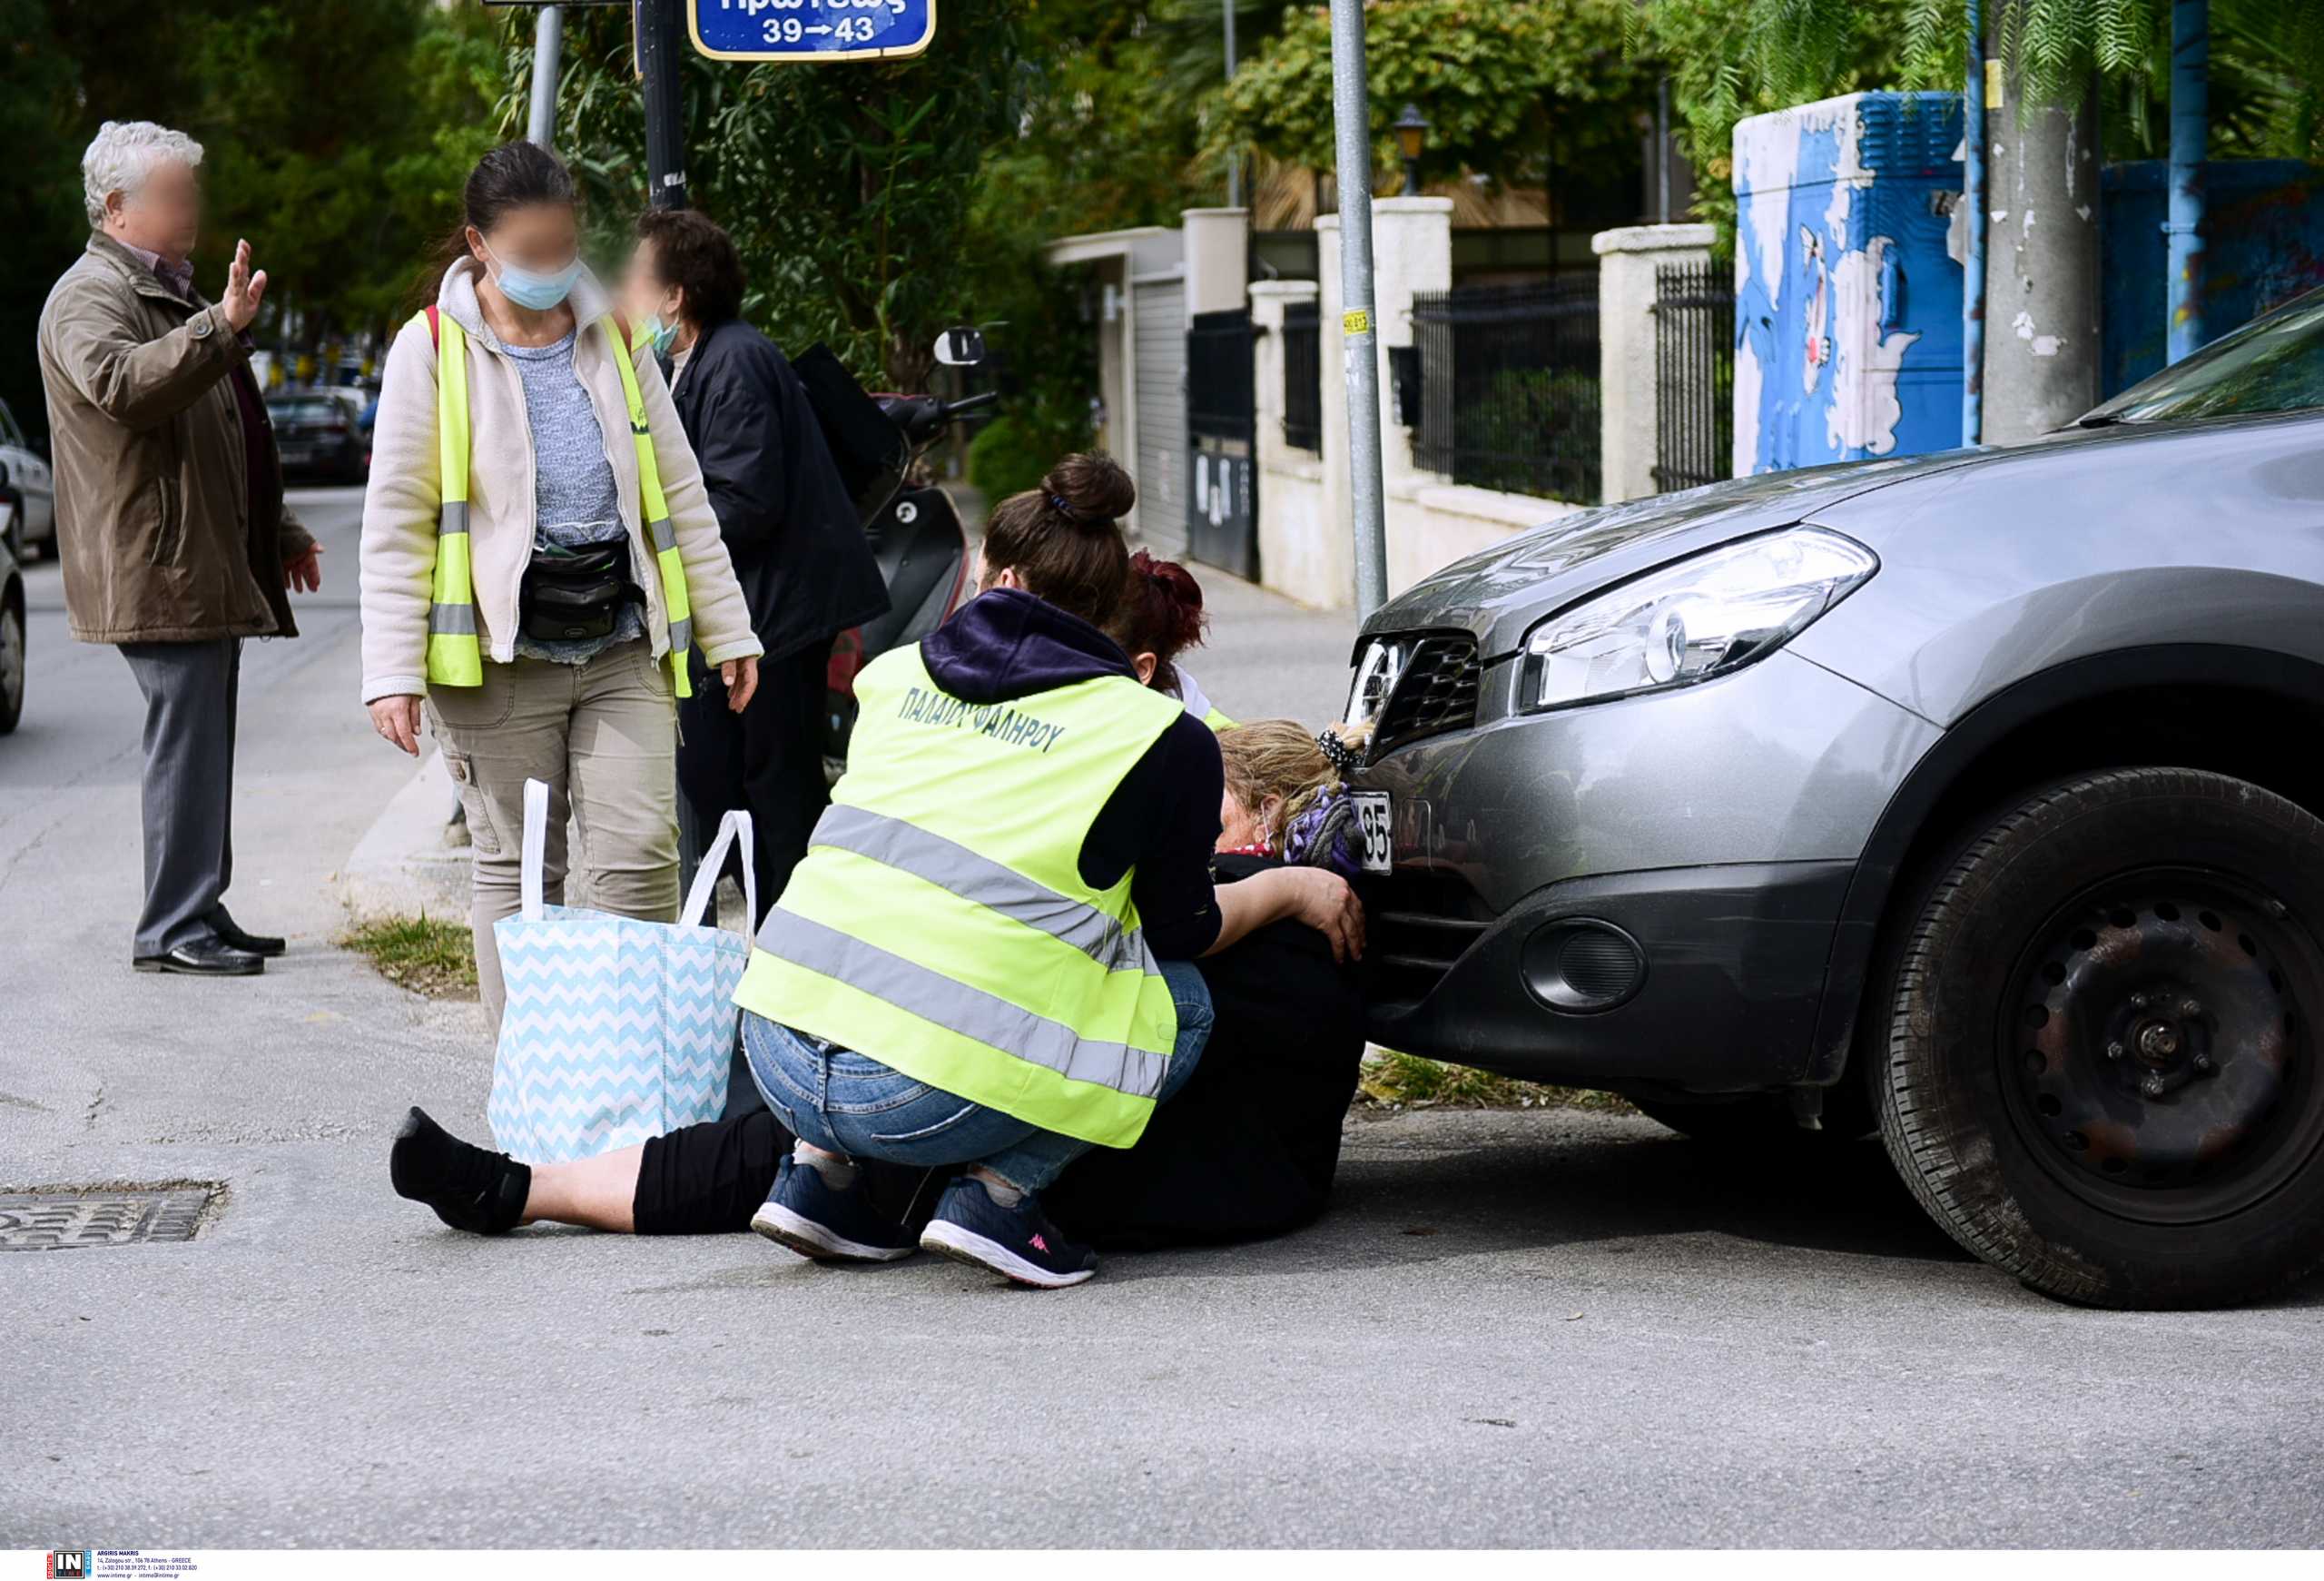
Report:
933,326,986,368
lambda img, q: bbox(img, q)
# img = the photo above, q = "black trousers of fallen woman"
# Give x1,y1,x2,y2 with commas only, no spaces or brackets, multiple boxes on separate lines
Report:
632,856,1369,1247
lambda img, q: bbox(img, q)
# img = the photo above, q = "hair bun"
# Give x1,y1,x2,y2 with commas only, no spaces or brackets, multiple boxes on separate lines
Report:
1130,550,1207,653
1042,452,1136,528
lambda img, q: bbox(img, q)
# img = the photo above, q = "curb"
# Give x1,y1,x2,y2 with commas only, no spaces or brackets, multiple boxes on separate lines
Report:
339,748,471,923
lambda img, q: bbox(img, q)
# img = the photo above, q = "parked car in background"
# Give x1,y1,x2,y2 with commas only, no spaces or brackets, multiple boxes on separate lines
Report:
1345,285,2324,1310
0,397,54,563
1,533,25,735
267,386,369,484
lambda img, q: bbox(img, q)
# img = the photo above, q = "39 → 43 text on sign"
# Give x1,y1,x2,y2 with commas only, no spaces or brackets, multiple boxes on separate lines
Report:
689,0,936,62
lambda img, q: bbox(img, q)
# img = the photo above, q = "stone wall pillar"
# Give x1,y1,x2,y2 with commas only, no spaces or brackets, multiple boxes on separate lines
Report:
1369,195,1453,481
1313,215,1354,606
1248,278,1335,605
1592,222,1717,501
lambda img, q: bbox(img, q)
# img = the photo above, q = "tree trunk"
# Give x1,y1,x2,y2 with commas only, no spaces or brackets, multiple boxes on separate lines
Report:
1982,70,2102,444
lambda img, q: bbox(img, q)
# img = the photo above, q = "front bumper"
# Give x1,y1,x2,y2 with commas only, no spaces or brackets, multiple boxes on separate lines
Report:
1350,647,1939,1089
1364,859,1855,1089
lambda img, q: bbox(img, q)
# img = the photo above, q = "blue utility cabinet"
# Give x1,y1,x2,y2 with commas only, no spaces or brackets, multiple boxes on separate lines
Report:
1732,92,1966,475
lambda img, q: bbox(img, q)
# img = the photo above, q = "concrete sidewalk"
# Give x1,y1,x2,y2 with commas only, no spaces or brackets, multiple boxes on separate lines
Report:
1192,564,1358,727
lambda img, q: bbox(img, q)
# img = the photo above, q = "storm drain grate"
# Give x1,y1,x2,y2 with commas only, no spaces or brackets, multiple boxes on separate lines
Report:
0,1188,220,1250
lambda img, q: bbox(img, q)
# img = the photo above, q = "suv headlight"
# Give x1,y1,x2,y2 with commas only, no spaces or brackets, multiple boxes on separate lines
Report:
1343,635,1406,732
1519,527,1876,713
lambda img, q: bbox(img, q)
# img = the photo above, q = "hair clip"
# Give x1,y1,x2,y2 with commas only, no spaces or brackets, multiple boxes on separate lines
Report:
1315,728,1362,773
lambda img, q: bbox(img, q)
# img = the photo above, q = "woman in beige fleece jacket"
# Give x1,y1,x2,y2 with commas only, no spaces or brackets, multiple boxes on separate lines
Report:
359,143,763,1028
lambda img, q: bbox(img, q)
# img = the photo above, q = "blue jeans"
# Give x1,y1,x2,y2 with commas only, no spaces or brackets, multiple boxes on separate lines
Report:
741,960,1215,1194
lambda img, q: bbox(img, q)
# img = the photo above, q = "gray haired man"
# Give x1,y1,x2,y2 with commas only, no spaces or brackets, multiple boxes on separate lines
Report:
35,121,322,975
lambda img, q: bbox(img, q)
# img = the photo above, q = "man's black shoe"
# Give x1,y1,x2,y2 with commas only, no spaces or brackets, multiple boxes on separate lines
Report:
210,915,287,957
133,939,264,976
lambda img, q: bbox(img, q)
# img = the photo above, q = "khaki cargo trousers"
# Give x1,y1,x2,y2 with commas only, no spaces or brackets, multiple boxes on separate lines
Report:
426,639,680,1030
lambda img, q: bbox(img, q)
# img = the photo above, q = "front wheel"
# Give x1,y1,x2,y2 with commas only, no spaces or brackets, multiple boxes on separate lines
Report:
1876,767,2324,1308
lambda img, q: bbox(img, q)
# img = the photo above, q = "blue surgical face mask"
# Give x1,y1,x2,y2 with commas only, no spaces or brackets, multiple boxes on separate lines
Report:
644,313,681,356
482,238,582,311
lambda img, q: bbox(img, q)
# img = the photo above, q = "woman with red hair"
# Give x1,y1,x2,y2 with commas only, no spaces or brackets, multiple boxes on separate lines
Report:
1112,549,1235,731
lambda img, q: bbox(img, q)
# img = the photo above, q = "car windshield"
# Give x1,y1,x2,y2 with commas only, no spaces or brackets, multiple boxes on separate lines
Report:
270,399,344,424
2081,288,2324,425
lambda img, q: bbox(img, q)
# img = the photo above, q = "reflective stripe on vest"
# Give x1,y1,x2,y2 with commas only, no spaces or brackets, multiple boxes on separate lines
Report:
412,308,694,697
734,644,1188,1149
607,336,694,697
425,312,482,686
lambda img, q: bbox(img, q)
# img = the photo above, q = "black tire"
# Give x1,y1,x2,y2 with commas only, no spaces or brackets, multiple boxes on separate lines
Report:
1,501,22,565
0,592,25,735
1876,767,2324,1308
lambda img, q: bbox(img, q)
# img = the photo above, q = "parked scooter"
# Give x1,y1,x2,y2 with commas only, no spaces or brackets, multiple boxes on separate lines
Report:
793,327,995,773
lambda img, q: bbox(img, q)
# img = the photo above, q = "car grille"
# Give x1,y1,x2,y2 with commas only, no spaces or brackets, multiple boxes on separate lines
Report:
1370,635,1482,758
1361,866,1492,1009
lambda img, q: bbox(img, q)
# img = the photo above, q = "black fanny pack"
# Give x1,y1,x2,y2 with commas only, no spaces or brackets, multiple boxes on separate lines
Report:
519,542,645,644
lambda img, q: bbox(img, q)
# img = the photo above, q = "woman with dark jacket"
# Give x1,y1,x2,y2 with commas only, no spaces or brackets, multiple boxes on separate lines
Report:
619,208,888,915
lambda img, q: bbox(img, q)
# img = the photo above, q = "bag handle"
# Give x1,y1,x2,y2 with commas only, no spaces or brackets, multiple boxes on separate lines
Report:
678,809,757,933
520,777,550,921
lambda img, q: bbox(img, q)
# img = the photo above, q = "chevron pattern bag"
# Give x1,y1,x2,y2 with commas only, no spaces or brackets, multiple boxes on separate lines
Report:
487,778,753,1162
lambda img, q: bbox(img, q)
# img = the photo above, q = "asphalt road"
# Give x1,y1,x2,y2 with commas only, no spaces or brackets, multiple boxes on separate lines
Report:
5,486,2322,1548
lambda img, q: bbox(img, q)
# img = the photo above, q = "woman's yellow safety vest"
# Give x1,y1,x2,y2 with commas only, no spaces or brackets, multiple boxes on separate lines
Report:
734,644,1189,1149
411,308,695,698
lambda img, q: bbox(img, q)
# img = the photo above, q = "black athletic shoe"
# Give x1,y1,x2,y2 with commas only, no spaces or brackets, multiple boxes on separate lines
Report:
389,1106,530,1235
920,1176,1098,1289
750,1152,919,1263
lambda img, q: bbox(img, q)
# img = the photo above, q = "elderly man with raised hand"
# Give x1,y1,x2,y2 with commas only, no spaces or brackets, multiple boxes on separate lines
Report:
36,121,322,977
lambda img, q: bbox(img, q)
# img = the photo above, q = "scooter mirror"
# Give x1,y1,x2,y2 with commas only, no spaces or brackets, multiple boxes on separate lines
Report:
933,326,987,367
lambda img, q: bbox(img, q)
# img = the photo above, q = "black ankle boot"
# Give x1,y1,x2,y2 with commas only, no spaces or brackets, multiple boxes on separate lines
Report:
390,1106,530,1235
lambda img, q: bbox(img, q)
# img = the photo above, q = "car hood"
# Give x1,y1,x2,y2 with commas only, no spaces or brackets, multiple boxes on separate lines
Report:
1364,448,1988,659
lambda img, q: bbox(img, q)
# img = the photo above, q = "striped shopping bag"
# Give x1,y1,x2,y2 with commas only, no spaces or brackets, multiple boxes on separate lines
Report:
486,778,755,1162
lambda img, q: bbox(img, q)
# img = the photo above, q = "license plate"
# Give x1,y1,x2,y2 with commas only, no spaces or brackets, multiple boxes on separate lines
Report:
1353,790,1393,874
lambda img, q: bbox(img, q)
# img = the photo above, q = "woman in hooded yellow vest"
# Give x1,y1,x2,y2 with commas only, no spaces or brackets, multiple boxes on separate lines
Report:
731,454,1364,1287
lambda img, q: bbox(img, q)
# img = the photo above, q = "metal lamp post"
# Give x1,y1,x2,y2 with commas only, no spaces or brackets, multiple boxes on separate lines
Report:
1328,0,1390,618
1393,104,1429,198
527,5,564,152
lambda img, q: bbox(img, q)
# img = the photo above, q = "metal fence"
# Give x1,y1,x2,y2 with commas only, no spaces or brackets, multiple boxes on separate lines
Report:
1281,299,1322,454
1187,308,1256,438
1651,260,1736,492
1411,281,1600,503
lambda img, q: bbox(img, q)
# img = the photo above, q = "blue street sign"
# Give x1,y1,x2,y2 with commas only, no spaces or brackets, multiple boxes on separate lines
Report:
689,0,936,62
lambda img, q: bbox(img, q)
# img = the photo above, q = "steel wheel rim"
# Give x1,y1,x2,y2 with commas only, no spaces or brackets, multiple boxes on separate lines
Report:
1998,865,2324,1225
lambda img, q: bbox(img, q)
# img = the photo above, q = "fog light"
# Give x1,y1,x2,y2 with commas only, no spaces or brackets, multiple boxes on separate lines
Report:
1521,919,1646,1013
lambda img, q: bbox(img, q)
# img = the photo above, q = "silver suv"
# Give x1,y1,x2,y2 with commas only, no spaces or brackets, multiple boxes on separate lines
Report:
1346,287,2324,1309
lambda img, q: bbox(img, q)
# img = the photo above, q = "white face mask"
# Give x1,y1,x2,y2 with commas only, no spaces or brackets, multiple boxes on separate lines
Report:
482,237,581,311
